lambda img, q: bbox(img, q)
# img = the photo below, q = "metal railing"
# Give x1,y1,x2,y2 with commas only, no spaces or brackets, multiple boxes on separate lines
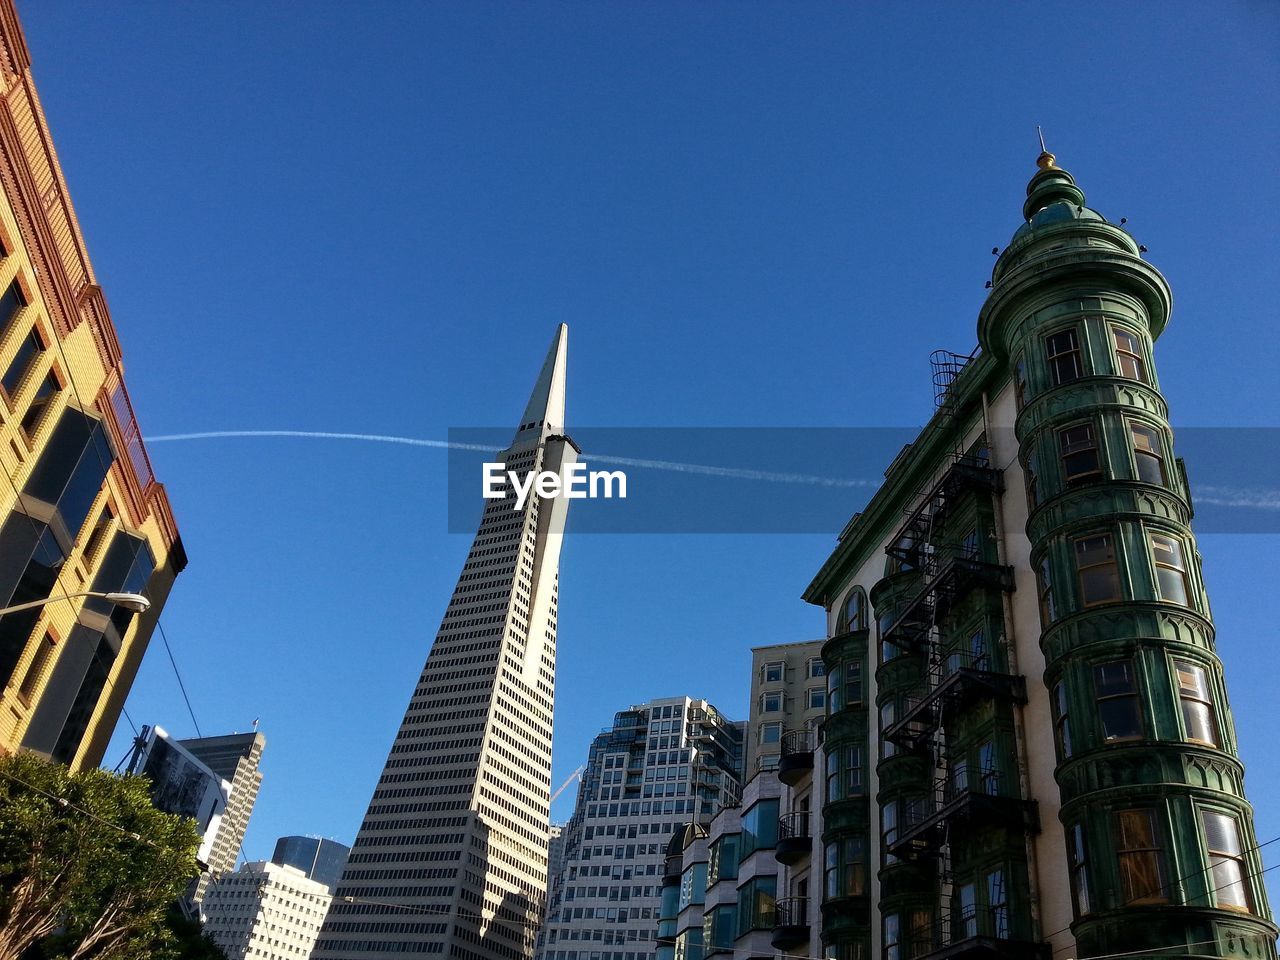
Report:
773,896,810,928
780,727,816,757
778,811,811,842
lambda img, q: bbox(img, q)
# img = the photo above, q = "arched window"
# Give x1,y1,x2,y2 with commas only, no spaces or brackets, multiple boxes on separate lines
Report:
837,588,868,633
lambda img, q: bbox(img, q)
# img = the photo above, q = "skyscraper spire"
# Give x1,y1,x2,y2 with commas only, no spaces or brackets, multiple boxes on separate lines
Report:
313,327,577,960
518,323,567,438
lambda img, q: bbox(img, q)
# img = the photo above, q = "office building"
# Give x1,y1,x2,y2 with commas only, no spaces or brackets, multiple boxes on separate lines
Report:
537,696,744,960
181,731,267,905
0,0,185,770
272,836,350,891
202,861,332,960
658,642,826,960
315,326,577,960
801,152,1277,960
745,640,826,774
128,724,229,867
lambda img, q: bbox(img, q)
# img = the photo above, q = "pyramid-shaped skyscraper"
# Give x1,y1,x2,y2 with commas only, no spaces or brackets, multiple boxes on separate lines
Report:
314,326,575,960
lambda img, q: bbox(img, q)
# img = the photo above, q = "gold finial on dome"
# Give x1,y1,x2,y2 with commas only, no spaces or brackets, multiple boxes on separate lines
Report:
1036,125,1057,169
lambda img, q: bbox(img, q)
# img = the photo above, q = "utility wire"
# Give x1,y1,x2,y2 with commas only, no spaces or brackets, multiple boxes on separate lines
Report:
156,619,202,739
1044,833,1280,954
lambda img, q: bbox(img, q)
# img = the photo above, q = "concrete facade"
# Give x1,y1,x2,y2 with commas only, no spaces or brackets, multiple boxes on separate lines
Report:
537,696,744,960
745,640,825,775
183,731,267,906
202,861,332,960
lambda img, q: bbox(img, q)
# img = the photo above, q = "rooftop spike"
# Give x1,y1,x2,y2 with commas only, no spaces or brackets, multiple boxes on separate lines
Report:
1035,125,1057,170
517,323,568,437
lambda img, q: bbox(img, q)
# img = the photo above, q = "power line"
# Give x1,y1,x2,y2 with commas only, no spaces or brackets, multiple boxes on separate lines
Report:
1044,833,1280,954
156,619,202,739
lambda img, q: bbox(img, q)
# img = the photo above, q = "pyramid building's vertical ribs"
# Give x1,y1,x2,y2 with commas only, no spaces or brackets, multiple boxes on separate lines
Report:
314,326,574,960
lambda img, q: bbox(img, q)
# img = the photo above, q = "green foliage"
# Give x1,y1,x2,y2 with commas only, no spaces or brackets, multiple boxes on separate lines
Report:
0,752,203,960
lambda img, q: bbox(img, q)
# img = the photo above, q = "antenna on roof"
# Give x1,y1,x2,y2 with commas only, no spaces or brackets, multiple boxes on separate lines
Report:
1037,125,1047,153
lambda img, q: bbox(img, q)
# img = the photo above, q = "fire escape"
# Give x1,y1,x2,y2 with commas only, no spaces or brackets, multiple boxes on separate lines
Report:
879,351,1045,960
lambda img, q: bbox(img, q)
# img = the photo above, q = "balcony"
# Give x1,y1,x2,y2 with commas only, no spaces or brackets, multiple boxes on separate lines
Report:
775,811,812,866
770,897,811,951
884,651,1028,752
888,773,1039,860
778,728,816,786
909,909,1050,960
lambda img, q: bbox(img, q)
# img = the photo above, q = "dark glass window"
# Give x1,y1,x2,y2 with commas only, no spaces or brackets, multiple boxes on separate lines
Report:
1052,681,1073,759
1111,326,1149,383
739,798,779,859
1075,533,1121,606
824,837,866,900
1201,811,1252,911
1175,660,1220,747
1069,823,1091,916
1046,329,1083,385
1013,355,1028,409
880,702,896,758
0,523,64,689
1059,422,1101,482
707,834,739,884
0,279,26,335
1037,558,1055,625
1024,449,1040,507
1095,660,1143,741
884,915,900,960
734,875,776,936
1114,808,1167,904
1150,534,1190,606
839,589,867,632
23,410,112,540
19,370,59,437
51,634,115,765
987,869,1008,938
956,883,977,938
1,327,43,398
17,630,56,700
1129,422,1166,484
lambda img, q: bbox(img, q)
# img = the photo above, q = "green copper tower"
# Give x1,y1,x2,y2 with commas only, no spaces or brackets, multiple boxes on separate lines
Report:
803,150,1276,960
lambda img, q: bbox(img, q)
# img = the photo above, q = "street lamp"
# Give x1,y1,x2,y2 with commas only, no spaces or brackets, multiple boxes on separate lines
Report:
0,591,150,616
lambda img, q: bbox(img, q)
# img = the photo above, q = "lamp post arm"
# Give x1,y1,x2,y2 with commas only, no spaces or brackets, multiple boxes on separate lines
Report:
0,592,101,617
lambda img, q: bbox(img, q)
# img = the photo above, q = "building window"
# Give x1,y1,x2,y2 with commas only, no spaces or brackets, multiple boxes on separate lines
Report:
1201,810,1252,912
1045,328,1083,385
880,702,896,758
1,327,43,399
19,370,59,438
1175,660,1220,747
760,692,783,714
1059,422,1101,483
1051,681,1073,759
1129,422,1166,484
1024,448,1040,507
824,837,866,900
1095,660,1143,742
827,744,863,802
17,631,56,701
0,279,26,335
1111,326,1149,383
807,687,826,710
882,800,898,865
707,834,739,884
739,799,780,860
986,869,1008,938
760,722,782,746
1013,354,1028,410
1114,808,1167,904
838,589,867,633
1075,533,1121,606
1150,533,1190,606
956,883,977,939
762,662,784,683
884,915,901,960
808,657,826,678
735,875,777,936
1037,558,1055,625
1068,823,1091,916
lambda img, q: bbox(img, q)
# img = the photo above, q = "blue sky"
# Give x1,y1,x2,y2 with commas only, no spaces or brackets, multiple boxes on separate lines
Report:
18,0,1280,897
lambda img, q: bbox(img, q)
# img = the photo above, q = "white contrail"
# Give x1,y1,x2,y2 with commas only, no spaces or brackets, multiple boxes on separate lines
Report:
1194,486,1280,511
144,429,876,489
